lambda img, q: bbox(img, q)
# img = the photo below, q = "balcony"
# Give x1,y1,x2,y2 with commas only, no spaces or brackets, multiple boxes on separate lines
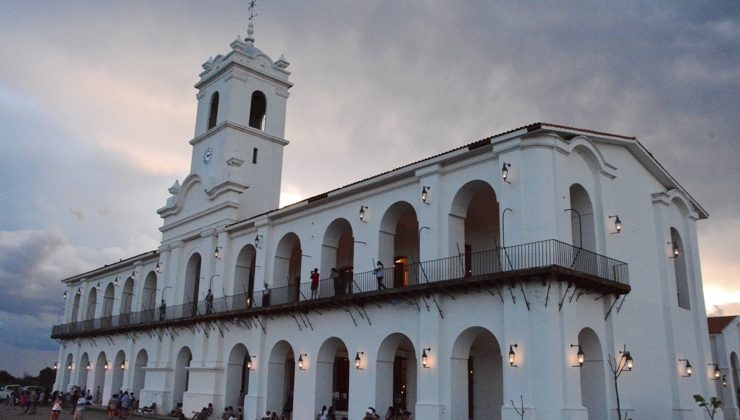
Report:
51,239,629,339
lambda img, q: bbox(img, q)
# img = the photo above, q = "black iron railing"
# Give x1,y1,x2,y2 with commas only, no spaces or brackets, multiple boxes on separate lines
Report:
51,239,628,337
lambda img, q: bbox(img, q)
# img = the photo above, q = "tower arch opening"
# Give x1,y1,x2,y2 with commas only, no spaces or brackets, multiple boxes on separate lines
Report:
208,91,219,129
249,91,267,130
132,349,148,398
173,347,192,410
111,350,126,395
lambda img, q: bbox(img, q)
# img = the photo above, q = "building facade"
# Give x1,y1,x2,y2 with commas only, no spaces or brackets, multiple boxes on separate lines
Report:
52,21,724,420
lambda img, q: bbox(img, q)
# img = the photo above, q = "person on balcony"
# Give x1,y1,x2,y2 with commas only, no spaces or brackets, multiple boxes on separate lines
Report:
159,299,167,320
330,268,341,296
205,289,214,314
262,283,271,307
374,262,386,289
310,269,320,299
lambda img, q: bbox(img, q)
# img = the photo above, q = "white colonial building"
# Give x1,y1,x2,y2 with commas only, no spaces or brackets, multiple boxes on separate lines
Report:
52,21,728,420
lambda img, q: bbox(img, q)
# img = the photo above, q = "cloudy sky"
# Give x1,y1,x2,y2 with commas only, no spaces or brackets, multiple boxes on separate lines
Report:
0,1,738,377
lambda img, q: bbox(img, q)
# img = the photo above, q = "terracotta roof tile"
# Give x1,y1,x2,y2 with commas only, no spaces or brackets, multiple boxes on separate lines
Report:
708,316,738,334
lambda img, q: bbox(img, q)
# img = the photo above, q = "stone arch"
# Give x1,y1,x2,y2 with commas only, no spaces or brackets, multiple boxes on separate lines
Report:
112,350,126,394
93,351,106,402
670,227,690,309
71,291,81,322
141,271,158,320
578,328,607,419
378,202,420,288
121,276,134,315
62,353,74,391
208,91,219,129
225,343,252,409
266,340,296,416
173,347,192,409
315,337,350,414
234,244,257,309
102,283,115,318
321,218,354,297
249,90,267,130
449,180,500,276
569,183,596,251
85,288,97,320
376,333,417,413
132,349,148,398
450,326,503,420
273,233,302,304
184,253,202,316
78,352,89,390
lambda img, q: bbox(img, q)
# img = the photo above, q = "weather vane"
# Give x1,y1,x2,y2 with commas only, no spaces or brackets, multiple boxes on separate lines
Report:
248,0,258,23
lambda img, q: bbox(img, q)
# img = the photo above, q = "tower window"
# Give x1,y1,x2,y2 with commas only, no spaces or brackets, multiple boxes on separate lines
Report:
252,148,258,164
208,91,220,129
249,91,267,130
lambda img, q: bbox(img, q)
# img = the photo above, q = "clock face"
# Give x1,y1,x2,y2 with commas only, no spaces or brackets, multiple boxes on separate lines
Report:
203,147,213,164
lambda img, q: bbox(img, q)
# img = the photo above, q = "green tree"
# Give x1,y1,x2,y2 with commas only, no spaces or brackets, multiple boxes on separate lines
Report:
693,394,721,420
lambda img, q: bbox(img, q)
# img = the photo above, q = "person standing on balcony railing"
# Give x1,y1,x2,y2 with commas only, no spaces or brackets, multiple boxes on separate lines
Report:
159,299,166,320
374,261,386,289
330,268,341,296
205,289,214,314
262,283,271,307
310,268,320,299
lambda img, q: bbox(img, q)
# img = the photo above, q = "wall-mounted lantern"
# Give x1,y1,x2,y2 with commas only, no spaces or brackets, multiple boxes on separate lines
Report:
502,163,512,184
214,247,222,259
63,291,68,300
570,344,585,367
609,215,622,234
76,288,82,296
667,241,680,258
355,352,364,370
421,348,431,369
155,262,162,273
679,358,692,377
508,344,518,367
52,362,58,370
114,277,119,287
298,354,307,370
723,375,728,387
709,363,721,380
86,362,91,371
104,361,110,370
67,362,73,371
255,234,263,249
121,360,127,370
421,186,430,204
359,206,368,223
131,271,136,280
96,282,101,292
247,355,255,370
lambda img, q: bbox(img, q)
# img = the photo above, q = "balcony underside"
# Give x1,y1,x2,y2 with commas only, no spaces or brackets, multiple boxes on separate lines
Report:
51,264,629,340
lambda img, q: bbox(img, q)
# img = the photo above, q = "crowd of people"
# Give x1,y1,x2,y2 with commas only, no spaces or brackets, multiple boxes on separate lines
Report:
4,387,44,414
4,385,145,420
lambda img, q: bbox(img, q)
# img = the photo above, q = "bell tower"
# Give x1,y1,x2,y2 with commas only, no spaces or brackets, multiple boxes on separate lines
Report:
158,19,292,238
